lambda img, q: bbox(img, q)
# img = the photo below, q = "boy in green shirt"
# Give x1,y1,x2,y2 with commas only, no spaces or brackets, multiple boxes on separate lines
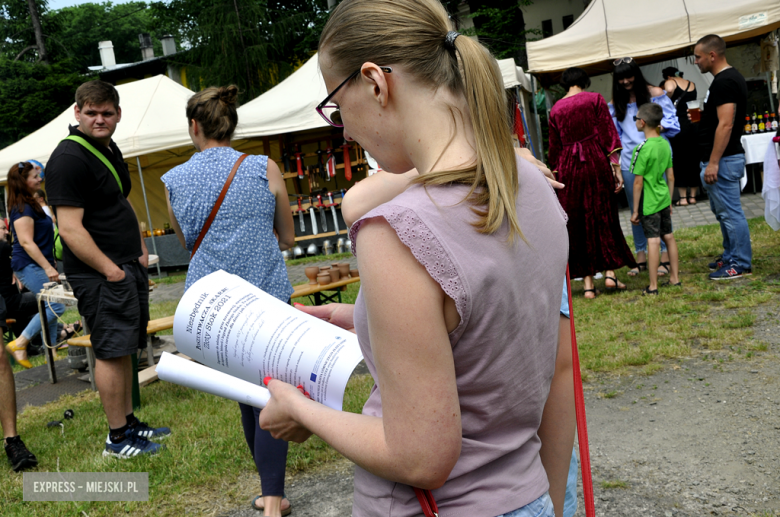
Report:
629,103,681,295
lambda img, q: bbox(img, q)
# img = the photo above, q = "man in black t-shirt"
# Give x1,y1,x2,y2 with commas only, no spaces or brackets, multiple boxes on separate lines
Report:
45,80,170,458
694,34,752,280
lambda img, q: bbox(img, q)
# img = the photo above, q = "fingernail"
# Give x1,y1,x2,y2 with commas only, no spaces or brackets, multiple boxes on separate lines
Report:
293,302,305,307
263,376,272,385
296,384,303,390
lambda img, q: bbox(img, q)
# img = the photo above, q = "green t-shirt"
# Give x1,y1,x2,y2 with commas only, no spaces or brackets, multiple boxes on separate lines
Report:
630,136,673,216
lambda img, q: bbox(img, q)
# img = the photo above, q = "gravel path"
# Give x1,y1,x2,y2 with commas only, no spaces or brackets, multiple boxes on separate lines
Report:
219,297,780,517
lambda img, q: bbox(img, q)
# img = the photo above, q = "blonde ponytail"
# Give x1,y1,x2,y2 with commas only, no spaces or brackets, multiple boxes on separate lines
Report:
320,0,523,242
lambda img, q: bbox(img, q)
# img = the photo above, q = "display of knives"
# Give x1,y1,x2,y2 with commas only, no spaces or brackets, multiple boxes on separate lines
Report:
327,192,340,235
317,194,327,229
296,198,306,233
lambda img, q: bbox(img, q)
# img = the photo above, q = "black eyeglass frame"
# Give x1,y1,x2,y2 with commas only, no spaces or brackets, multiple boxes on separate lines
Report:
316,66,393,128
632,115,644,122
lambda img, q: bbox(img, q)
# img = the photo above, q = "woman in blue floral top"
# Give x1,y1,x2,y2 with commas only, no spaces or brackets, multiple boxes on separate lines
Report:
163,85,295,516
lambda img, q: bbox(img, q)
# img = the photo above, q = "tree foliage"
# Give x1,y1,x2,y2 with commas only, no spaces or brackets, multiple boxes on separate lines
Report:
0,58,88,149
51,1,171,70
150,0,328,101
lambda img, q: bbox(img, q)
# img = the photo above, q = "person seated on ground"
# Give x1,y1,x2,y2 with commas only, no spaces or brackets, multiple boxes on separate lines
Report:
5,162,65,368
629,103,681,295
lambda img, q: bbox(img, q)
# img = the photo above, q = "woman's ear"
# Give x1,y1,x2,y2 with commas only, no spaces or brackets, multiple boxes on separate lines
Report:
359,63,390,108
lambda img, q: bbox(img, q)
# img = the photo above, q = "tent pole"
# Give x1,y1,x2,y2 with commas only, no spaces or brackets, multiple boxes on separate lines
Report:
136,157,162,278
767,72,775,114
532,75,543,160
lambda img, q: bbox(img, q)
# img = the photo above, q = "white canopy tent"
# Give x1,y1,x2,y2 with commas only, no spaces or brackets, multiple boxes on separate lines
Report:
0,75,195,274
0,75,194,178
527,0,780,77
235,53,541,153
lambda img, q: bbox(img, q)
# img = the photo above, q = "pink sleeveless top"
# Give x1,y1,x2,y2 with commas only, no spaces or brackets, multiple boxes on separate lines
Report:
349,157,569,517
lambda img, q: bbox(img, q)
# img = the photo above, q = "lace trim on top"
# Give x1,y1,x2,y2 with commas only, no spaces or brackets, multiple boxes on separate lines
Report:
350,204,468,341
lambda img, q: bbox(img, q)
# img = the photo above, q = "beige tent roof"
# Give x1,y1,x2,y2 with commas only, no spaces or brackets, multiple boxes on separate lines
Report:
0,75,194,182
527,0,780,78
234,54,535,140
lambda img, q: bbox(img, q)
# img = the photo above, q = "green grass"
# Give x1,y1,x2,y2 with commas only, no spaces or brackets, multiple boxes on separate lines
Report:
4,216,779,513
572,217,780,373
284,252,352,267
600,480,630,489
1,372,374,516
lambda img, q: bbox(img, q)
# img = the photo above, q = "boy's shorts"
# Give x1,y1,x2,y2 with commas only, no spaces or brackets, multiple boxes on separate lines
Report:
641,206,673,239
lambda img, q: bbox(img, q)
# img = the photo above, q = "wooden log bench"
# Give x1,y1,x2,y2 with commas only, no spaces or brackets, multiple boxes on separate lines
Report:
67,316,175,391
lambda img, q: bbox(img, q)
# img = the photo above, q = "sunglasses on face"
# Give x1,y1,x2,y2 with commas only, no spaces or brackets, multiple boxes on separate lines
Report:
613,57,634,67
316,66,393,128
633,116,644,122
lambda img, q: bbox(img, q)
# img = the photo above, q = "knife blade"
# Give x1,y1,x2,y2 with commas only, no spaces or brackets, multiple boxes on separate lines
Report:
318,194,327,229
328,192,340,235
297,198,305,233
309,205,318,235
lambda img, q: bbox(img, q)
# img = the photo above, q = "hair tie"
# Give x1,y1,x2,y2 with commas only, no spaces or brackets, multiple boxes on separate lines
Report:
444,31,460,50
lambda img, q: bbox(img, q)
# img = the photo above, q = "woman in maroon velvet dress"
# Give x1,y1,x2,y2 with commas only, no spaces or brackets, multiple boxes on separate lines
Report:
548,68,636,298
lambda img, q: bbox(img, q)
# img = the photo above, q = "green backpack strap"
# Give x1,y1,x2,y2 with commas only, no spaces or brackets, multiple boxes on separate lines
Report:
63,135,123,195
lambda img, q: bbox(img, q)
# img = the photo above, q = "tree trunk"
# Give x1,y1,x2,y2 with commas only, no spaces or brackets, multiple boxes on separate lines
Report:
26,0,48,64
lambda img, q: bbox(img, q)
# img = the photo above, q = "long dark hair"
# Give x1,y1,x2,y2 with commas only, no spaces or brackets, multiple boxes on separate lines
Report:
7,162,43,217
612,61,651,122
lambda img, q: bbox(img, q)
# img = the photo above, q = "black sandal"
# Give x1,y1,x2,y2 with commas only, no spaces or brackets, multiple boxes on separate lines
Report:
674,199,688,207
658,261,671,276
661,280,682,287
627,262,647,277
642,286,659,296
604,275,627,292
584,289,598,299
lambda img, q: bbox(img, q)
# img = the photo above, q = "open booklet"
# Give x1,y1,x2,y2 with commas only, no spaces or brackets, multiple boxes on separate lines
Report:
157,270,364,411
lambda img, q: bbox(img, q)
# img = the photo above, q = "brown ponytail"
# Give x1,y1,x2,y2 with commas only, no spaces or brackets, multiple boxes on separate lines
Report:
320,0,523,242
186,85,240,142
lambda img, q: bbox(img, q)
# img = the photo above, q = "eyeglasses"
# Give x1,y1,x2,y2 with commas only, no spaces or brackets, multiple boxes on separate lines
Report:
632,116,644,122
18,162,25,171
316,66,393,128
613,57,634,67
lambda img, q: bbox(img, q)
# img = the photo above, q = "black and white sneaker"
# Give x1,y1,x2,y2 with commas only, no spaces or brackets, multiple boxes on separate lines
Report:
103,431,164,458
5,436,38,472
131,421,171,441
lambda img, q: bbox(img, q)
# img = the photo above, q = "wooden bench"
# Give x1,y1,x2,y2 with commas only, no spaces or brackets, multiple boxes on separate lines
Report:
67,316,175,390
291,276,360,305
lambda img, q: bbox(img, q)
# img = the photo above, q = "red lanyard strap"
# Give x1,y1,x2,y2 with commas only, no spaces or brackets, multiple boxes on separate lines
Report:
566,266,595,517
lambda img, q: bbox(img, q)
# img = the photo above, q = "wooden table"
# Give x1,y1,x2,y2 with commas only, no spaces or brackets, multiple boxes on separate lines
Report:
292,276,360,305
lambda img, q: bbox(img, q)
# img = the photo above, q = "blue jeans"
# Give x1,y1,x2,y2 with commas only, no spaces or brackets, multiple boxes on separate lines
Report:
622,169,668,255
15,263,65,345
700,155,752,270
564,449,579,517
496,493,554,517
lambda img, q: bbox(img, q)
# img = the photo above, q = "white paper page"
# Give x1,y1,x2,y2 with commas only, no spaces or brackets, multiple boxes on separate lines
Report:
173,270,364,411
156,352,271,408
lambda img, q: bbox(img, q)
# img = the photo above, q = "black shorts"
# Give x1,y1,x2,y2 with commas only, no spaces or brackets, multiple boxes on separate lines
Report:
69,260,149,360
641,206,673,239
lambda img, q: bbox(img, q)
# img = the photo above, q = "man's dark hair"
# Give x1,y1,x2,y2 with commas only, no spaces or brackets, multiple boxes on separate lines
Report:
637,102,663,129
560,67,591,90
75,80,120,110
696,34,726,56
